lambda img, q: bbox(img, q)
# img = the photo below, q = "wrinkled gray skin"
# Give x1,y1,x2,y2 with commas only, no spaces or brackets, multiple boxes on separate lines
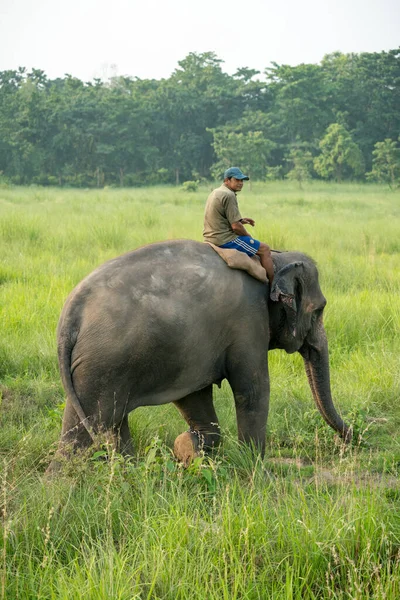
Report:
50,240,350,469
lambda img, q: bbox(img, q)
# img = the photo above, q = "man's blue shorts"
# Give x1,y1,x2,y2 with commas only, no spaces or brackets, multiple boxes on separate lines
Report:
219,236,260,257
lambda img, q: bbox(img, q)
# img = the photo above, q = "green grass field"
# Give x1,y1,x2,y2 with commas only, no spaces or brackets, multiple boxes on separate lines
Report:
1,181,400,599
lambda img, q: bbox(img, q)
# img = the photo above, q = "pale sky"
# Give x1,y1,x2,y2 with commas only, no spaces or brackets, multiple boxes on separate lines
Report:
1,0,399,81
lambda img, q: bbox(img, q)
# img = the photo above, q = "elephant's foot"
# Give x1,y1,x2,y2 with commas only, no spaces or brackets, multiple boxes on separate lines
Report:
45,426,123,477
45,441,93,477
44,457,63,478
173,430,204,466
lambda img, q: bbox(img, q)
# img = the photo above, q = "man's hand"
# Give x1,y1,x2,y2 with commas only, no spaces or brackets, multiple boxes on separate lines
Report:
241,218,255,226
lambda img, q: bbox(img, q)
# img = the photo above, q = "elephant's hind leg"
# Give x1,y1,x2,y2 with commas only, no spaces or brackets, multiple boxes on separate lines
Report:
46,400,94,474
173,385,221,465
113,415,134,457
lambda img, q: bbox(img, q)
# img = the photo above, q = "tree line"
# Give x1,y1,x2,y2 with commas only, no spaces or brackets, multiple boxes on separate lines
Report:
0,49,399,187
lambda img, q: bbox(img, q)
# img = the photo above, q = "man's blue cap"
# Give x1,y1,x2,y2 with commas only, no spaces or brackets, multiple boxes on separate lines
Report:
224,167,249,180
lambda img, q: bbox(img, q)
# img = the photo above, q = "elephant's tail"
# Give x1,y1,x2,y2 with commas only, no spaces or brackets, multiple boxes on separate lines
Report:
58,325,95,442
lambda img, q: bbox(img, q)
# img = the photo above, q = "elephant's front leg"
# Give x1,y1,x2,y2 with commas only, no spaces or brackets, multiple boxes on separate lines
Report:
173,385,221,465
228,358,270,458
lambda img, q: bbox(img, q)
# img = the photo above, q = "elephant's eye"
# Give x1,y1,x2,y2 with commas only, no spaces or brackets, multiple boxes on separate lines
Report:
313,307,325,321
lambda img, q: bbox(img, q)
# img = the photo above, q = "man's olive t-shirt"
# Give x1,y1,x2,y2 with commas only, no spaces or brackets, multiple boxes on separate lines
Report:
203,184,242,245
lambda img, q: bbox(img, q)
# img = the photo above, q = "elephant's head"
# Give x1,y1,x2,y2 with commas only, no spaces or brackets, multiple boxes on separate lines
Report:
268,253,351,441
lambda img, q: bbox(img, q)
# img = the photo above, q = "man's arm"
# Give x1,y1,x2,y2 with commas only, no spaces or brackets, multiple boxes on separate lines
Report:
231,217,256,236
231,221,251,236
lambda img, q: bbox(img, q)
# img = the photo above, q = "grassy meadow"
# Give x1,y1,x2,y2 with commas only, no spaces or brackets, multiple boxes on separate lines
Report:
0,181,400,599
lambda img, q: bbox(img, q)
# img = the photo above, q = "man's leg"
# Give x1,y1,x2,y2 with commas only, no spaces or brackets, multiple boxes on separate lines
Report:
220,236,274,284
257,242,274,284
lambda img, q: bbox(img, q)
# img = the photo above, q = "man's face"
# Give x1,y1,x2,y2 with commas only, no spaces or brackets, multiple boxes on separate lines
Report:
224,177,245,192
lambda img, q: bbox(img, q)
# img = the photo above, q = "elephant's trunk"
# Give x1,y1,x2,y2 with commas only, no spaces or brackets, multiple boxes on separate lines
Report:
300,328,352,442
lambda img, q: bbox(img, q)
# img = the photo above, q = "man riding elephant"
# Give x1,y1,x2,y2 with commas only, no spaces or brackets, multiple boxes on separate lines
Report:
48,237,351,472
203,167,275,284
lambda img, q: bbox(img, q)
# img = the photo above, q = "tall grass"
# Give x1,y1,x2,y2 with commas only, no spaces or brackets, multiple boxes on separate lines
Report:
1,182,400,598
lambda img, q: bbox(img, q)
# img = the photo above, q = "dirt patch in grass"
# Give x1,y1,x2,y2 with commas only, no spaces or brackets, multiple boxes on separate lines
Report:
0,385,15,409
269,456,399,490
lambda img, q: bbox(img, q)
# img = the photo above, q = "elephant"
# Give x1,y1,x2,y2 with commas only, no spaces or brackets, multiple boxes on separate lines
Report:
49,239,351,470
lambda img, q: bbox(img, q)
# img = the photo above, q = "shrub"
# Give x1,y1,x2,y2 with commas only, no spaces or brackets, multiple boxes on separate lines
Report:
181,180,198,192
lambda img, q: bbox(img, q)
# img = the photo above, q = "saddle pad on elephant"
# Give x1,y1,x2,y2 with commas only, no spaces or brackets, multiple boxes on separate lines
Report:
206,242,267,283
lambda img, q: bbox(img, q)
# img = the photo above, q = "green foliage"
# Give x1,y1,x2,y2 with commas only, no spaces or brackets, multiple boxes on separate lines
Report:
265,165,284,180
366,138,400,187
265,62,333,148
314,123,365,181
286,146,314,186
181,180,198,192
1,49,399,186
0,173,11,188
211,130,275,180
209,110,276,180
320,50,400,170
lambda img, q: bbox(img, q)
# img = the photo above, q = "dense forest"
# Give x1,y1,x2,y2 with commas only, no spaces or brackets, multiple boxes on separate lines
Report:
0,49,399,187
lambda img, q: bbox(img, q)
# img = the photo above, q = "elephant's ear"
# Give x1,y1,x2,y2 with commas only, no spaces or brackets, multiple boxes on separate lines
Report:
270,261,304,336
